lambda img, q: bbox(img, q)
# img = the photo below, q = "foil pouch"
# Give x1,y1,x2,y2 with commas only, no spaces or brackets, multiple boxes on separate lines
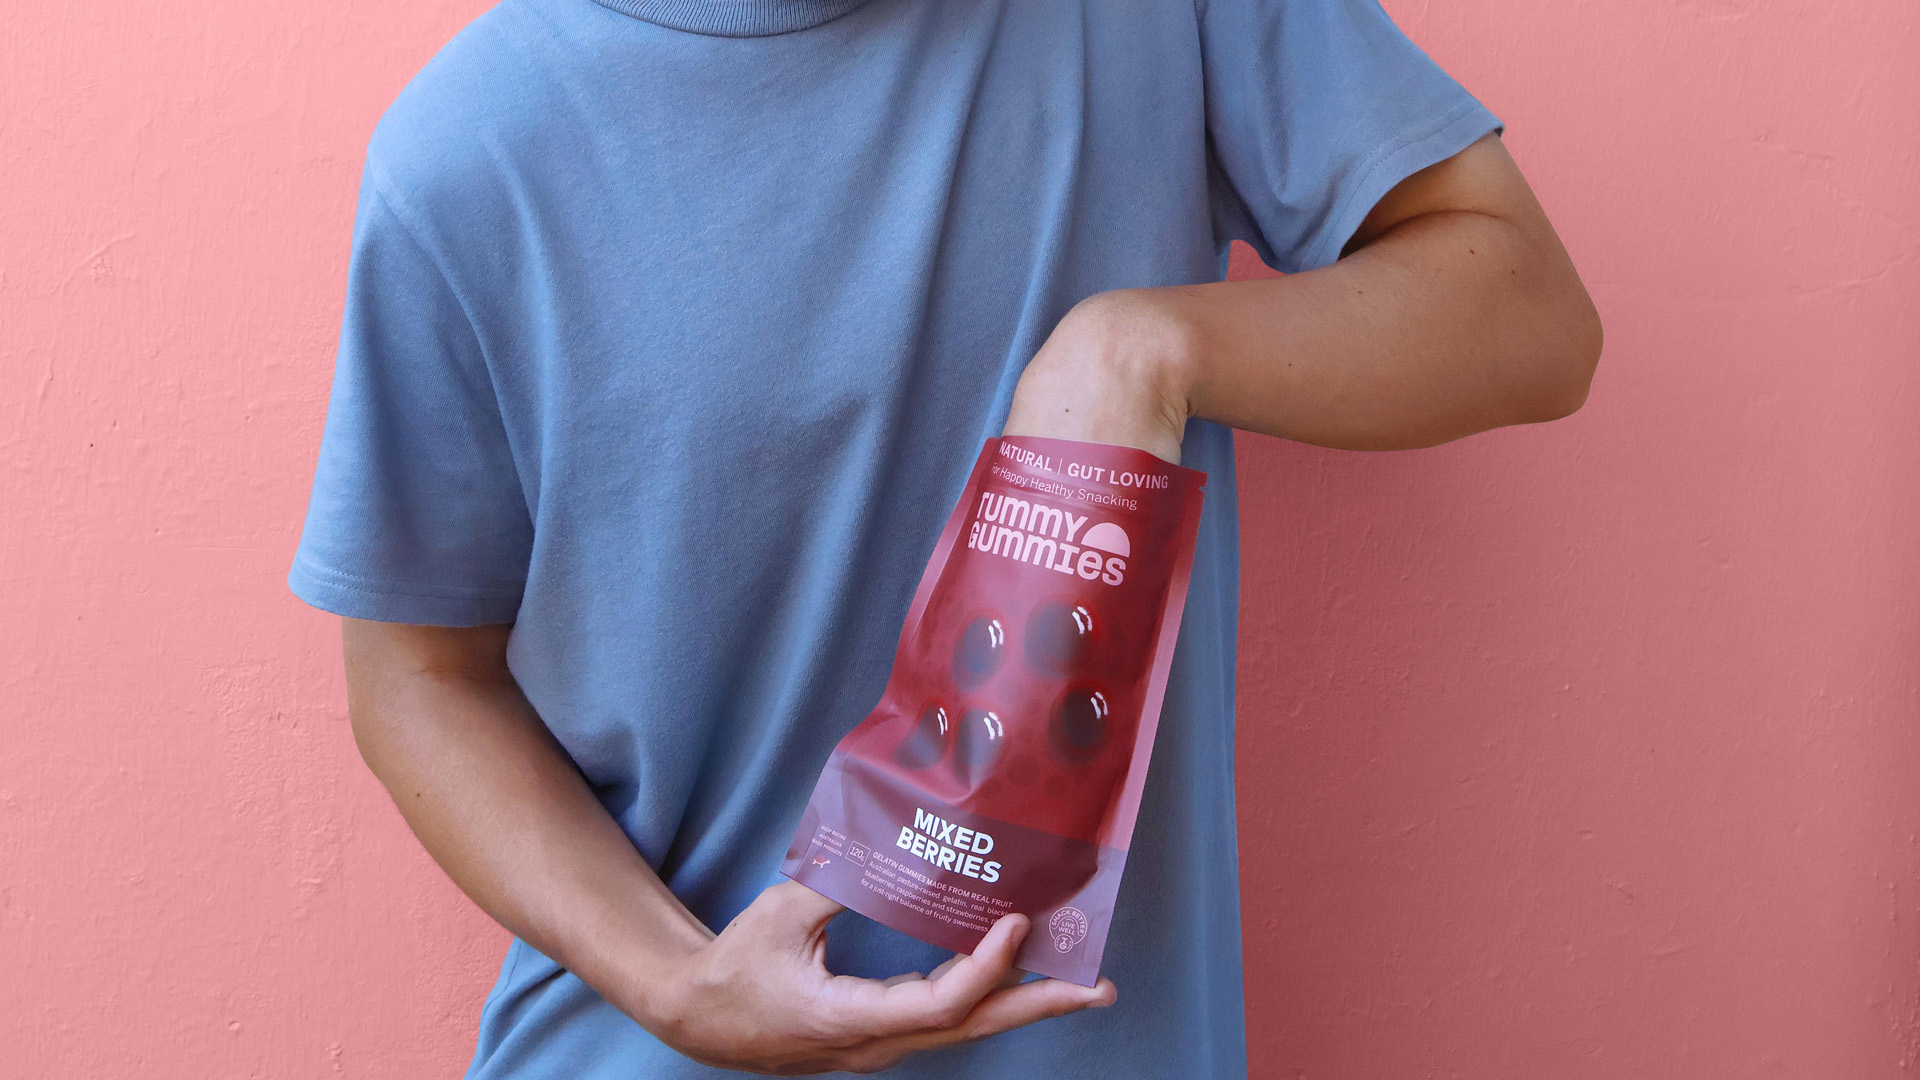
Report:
782,435,1206,985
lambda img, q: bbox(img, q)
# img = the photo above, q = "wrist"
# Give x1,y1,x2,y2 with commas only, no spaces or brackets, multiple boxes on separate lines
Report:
564,909,711,1034
1067,288,1202,415
597,941,698,1034
1005,288,1202,463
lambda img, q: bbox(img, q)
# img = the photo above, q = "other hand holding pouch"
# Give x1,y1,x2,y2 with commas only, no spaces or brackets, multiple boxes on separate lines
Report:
782,435,1206,985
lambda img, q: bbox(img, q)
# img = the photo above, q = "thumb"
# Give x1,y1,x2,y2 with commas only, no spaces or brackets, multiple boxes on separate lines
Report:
740,879,846,943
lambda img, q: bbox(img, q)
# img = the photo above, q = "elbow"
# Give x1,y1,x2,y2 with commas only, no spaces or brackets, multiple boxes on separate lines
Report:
1520,280,1604,424
343,671,400,772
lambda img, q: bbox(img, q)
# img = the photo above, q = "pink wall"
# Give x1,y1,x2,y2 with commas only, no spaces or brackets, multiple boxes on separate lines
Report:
2,1,1913,1077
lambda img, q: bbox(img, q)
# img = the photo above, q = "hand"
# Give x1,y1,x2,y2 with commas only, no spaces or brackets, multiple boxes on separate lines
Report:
633,881,1117,1075
1003,289,1201,465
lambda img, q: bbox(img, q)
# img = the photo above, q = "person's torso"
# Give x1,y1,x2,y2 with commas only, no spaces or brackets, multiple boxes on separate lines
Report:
372,1,1247,1074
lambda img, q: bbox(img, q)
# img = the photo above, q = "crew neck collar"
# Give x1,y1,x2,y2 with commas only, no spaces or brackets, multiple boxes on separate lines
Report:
590,0,876,36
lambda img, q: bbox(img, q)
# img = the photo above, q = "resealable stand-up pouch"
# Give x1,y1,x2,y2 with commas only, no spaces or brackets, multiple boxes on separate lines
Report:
782,435,1206,986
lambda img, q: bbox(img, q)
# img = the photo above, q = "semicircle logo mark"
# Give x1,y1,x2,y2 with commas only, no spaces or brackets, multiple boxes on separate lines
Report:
1079,521,1130,557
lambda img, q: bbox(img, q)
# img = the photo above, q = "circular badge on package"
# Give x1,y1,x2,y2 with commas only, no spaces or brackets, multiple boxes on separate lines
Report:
1048,906,1090,953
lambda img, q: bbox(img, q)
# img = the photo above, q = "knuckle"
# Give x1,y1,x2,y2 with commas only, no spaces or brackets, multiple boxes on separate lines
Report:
965,1010,1019,1042
795,1000,847,1044
823,1031,868,1051
933,999,972,1029
806,1022,861,1050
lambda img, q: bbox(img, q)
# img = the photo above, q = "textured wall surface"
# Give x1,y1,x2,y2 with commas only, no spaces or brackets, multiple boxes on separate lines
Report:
2,2,1914,1078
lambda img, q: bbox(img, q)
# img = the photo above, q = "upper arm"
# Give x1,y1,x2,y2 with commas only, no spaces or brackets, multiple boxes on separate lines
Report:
342,618,516,723
1342,133,1559,256
1342,132,1605,387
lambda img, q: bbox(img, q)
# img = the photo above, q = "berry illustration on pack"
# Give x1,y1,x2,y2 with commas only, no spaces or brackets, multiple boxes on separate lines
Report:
782,435,1206,986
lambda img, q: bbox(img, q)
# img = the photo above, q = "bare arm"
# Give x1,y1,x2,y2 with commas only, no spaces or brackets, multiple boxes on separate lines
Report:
342,620,710,1014
1005,135,1603,460
343,619,1112,1076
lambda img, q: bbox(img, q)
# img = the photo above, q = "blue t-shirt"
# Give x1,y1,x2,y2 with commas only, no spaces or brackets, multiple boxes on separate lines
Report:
290,1,1497,1075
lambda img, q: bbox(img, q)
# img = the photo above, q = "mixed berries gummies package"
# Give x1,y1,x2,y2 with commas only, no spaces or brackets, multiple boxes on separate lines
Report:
782,435,1206,985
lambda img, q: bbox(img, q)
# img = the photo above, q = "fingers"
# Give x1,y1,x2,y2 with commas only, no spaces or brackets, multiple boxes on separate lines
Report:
839,975,1117,1070
912,975,1116,1051
816,913,1029,1038
957,976,1116,1040
860,931,1026,989
867,935,1024,993
906,912,1028,1014
927,951,1023,990
926,953,965,982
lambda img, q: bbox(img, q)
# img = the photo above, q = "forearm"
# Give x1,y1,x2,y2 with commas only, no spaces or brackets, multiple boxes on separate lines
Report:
1006,137,1602,460
342,620,709,1025
340,619,1111,1074
1171,205,1601,449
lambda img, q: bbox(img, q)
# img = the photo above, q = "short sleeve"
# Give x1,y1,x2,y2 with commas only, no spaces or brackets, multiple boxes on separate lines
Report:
1199,0,1503,273
288,169,533,626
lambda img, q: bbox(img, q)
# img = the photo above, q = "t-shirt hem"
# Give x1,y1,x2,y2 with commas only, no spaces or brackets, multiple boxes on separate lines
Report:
288,557,523,627
1291,98,1505,273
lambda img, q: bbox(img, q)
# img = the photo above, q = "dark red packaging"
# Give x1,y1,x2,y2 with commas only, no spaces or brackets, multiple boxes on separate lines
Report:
782,435,1206,985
